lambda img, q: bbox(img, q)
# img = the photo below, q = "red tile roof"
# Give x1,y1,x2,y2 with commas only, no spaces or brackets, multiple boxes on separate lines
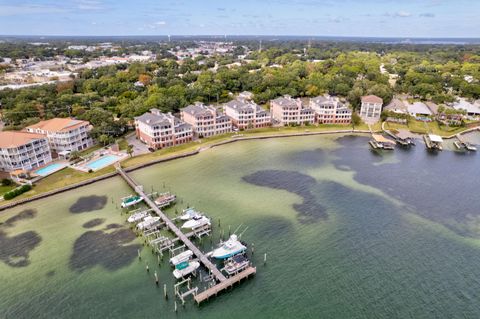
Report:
0,131,46,148
26,118,89,133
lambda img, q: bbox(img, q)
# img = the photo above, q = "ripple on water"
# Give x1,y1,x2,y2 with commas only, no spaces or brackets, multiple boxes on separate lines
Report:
69,228,141,272
69,196,108,214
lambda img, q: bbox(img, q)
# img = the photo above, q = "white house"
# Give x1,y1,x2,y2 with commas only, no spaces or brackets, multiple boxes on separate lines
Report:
359,95,383,124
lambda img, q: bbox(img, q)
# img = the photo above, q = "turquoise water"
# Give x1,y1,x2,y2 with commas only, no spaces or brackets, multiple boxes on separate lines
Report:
2,133,480,318
34,163,65,176
85,155,120,170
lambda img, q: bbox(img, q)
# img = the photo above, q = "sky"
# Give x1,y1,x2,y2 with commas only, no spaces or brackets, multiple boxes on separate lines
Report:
0,0,479,37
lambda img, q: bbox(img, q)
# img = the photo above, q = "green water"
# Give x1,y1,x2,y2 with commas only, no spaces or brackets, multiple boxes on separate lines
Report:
2,134,480,318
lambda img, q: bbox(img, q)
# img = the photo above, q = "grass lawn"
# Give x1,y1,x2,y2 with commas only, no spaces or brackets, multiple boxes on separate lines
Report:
384,121,469,137
78,144,104,157
13,166,116,201
0,184,16,196
117,138,129,151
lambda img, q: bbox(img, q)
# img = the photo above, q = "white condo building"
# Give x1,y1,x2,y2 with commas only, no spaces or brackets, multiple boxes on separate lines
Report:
26,118,94,153
309,95,352,124
0,131,52,172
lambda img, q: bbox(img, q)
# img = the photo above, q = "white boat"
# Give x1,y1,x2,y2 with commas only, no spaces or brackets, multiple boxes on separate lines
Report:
169,250,193,266
211,234,247,259
136,216,161,230
179,208,201,221
172,261,200,279
127,211,150,223
121,195,143,208
223,255,250,275
154,192,176,208
181,215,210,229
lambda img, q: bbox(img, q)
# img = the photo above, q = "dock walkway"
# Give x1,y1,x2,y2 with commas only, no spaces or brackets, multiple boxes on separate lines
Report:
116,164,227,283
194,266,256,304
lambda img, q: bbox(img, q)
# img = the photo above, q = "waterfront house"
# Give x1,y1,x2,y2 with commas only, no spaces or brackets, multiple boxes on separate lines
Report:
451,98,480,117
224,99,271,130
309,95,352,124
0,131,52,172
25,118,94,154
406,102,433,118
135,109,193,150
384,98,408,114
270,95,315,126
359,95,383,124
181,102,232,138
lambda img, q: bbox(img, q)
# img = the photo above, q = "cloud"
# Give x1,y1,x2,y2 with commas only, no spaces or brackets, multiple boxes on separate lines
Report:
419,12,435,18
154,21,167,25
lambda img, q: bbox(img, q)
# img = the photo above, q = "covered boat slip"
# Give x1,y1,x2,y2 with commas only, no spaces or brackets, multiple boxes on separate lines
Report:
424,134,444,151
369,134,396,150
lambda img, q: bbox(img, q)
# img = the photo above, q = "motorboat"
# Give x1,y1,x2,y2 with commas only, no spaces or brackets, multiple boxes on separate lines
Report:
179,208,201,221
154,192,176,208
127,210,150,223
172,261,200,279
211,234,247,259
121,195,143,208
136,216,161,230
223,255,250,276
181,215,210,229
169,250,193,266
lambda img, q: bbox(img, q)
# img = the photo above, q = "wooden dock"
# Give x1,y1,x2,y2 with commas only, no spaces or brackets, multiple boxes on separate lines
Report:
116,165,227,283
194,266,256,304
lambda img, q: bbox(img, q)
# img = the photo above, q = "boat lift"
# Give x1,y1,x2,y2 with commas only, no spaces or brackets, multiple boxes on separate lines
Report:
174,278,198,305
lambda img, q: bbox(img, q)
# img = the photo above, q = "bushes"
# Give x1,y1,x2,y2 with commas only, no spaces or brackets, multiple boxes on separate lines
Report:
1,178,12,186
3,184,32,200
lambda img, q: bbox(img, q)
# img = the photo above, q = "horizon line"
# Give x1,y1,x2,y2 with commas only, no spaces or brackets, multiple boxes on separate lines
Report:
1,34,480,40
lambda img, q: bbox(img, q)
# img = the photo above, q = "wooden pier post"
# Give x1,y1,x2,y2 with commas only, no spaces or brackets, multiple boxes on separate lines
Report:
264,253,267,265
174,301,177,312
146,263,149,272
157,254,161,265
137,249,141,260
164,284,168,299
154,271,159,285
228,225,231,236
251,243,254,255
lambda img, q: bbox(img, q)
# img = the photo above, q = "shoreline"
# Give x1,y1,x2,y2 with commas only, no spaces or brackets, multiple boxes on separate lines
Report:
0,129,370,212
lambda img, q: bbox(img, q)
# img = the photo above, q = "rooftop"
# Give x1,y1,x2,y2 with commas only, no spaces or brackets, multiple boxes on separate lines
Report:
452,98,480,114
362,95,383,104
26,118,89,132
407,101,432,115
0,131,46,148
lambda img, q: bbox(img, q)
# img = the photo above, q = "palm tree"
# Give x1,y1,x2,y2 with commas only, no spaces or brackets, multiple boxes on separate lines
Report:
126,144,134,157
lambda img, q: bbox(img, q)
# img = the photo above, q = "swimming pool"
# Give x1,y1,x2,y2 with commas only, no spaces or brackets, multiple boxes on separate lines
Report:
34,163,66,176
85,155,121,170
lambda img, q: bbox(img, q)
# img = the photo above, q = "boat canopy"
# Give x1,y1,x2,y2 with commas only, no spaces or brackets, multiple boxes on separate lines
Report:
371,134,394,144
428,134,443,143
